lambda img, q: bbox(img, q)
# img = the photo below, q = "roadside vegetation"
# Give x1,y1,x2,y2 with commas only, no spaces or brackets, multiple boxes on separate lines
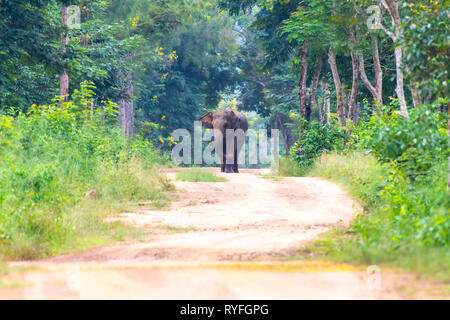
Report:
0,82,172,260
277,104,449,281
176,168,228,182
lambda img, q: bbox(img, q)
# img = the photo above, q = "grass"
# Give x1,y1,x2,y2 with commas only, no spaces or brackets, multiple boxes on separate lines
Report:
161,225,197,233
176,168,227,182
0,160,172,260
293,151,450,282
0,84,174,260
274,157,306,177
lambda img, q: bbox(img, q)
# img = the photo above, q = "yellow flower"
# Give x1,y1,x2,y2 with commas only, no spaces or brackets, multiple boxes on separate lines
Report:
207,16,211,20
153,95,158,99
159,137,164,143
221,10,225,15
161,115,166,120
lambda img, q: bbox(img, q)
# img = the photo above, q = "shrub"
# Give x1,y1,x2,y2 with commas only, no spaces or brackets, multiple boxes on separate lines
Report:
351,103,448,180
290,121,347,168
0,82,171,259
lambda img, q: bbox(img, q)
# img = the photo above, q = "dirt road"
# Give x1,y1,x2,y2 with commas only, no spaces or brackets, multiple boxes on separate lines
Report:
0,169,444,299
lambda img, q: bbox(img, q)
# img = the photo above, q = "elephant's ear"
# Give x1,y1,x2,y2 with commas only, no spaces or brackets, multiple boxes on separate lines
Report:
233,116,240,129
199,112,213,128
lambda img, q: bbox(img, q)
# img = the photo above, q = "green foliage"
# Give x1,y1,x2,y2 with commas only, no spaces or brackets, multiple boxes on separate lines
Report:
290,121,347,167
351,103,449,179
0,82,171,259
402,0,449,100
176,168,227,182
0,0,141,109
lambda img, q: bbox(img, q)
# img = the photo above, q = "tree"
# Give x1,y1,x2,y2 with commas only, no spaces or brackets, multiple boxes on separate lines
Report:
379,0,409,117
59,3,69,103
358,35,383,110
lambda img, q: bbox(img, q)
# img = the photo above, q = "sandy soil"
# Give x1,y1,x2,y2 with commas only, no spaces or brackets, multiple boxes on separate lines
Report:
0,168,446,299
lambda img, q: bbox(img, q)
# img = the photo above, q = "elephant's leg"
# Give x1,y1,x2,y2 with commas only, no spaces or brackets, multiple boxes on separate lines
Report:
221,138,227,172
233,136,239,173
222,134,235,173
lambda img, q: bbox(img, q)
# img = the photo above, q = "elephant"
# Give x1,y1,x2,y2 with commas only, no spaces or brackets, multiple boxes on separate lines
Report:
199,107,248,173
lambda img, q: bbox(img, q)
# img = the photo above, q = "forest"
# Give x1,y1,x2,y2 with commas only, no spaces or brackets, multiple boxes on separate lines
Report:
0,0,449,298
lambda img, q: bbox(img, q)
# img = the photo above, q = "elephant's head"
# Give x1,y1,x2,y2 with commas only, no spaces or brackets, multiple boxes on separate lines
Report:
199,107,240,133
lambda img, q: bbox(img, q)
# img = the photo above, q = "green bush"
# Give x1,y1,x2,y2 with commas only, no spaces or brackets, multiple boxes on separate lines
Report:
351,103,448,179
290,121,347,168
0,82,171,259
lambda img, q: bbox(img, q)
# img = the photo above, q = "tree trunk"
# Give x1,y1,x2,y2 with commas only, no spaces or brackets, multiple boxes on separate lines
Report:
299,41,308,123
358,35,383,114
410,82,422,108
119,70,134,136
307,54,323,122
59,5,69,103
275,113,291,156
328,49,345,127
318,94,324,125
322,81,331,125
348,52,359,125
318,81,328,125
393,46,409,118
448,102,450,191
380,0,409,118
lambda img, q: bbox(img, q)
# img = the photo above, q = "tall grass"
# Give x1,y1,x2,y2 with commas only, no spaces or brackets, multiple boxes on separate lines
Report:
274,157,306,177
0,82,172,259
176,168,227,182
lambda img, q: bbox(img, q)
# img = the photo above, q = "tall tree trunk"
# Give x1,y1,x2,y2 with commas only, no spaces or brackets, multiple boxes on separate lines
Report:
307,54,323,121
274,113,288,156
328,49,345,127
59,5,69,103
409,77,422,108
299,41,308,123
322,81,331,125
119,70,134,136
319,81,329,125
318,95,324,125
448,102,450,191
348,52,359,125
380,0,409,118
358,35,383,114
276,114,291,156
393,46,409,118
